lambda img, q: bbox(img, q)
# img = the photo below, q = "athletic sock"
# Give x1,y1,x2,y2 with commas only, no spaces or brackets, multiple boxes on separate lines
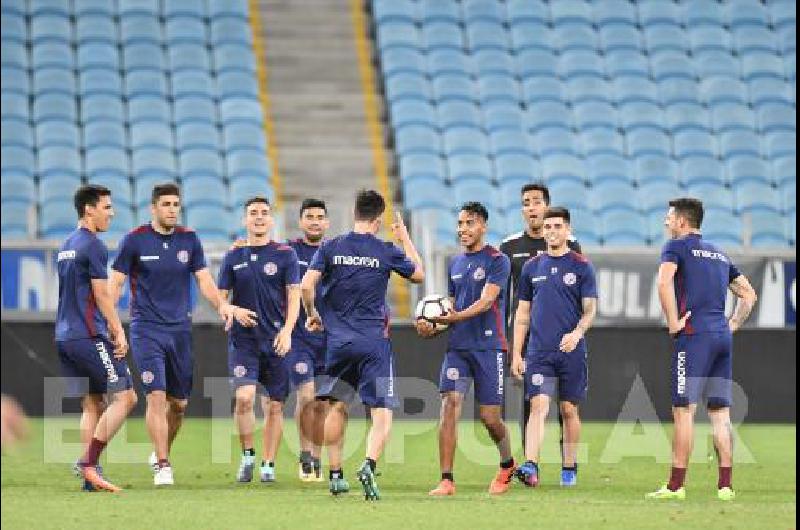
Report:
261,461,274,468
562,464,577,473
300,450,312,463
500,458,515,469
441,472,454,482
718,467,732,489
243,448,255,457
81,437,107,467
668,467,686,491
157,458,170,469
330,469,343,480
365,458,377,472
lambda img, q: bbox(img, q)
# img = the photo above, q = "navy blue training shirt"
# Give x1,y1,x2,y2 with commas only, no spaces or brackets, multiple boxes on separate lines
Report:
287,238,326,348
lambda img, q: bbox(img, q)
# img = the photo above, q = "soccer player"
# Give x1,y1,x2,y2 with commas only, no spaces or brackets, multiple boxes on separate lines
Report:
511,207,598,489
301,190,424,500
109,183,245,486
646,198,757,501
500,183,582,458
57,185,138,492
418,202,516,497
218,196,301,484
286,199,331,481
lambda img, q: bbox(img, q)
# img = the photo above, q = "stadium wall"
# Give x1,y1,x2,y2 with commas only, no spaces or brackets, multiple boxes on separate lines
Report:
2,322,794,422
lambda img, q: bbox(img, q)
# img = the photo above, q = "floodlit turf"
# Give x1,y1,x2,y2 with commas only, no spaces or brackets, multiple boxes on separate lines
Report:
1,419,795,529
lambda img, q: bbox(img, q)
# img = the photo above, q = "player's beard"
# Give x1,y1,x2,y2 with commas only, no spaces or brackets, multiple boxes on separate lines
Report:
305,231,324,243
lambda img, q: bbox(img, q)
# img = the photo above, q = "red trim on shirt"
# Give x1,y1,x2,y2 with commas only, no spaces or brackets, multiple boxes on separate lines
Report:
485,245,503,257
85,291,97,337
491,300,508,351
570,250,589,263
129,267,138,316
174,226,194,233
676,270,694,335
130,224,150,235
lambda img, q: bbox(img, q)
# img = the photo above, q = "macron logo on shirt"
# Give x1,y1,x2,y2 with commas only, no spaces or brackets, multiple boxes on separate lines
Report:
691,249,729,263
57,250,76,261
333,255,380,268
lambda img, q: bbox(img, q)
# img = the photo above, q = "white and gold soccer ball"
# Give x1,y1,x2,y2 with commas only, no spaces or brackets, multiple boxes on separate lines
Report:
414,294,454,332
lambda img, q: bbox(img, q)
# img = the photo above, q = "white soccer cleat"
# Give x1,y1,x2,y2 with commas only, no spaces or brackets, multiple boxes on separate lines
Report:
154,465,174,486
148,451,158,474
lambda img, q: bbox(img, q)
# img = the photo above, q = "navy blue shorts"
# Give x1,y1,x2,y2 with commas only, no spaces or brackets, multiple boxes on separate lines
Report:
438,349,505,406
228,336,290,401
317,338,397,409
672,332,733,408
525,348,588,403
58,338,132,395
130,323,193,399
286,337,326,388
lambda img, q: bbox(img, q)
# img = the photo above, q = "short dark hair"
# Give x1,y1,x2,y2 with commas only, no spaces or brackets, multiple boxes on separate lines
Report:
543,206,571,224
669,197,704,228
74,184,111,217
354,189,385,222
151,183,181,205
520,183,551,205
460,201,489,222
300,198,327,217
244,196,271,210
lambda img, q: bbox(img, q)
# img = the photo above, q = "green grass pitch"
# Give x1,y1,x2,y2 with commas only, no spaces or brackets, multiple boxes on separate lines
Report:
2,419,795,529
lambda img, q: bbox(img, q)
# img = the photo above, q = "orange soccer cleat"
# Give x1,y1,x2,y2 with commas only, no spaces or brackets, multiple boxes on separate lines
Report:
488,463,516,495
428,479,456,496
80,465,121,493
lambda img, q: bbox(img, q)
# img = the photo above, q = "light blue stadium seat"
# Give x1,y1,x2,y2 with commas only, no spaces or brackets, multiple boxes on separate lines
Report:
163,0,207,20
176,122,219,151
620,101,665,131
419,0,459,24
2,41,27,69
210,16,253,47
658,78,699,105
75,14,118,45
726,0,769,28
626,128,671,158
123,43,165,71
81,95,125,123
674,131,718,159
788,211,797,245
764,131,796,159
679,156,725,186
38,146,81,179
386,72,429,102
566,76,611,104
1,200,31,238
772,155,796,187
719,129,762,159
477,74,520,104
208,0,249,20
749,210,789,247
219,97,263,126
185,205,232,241
634,154,680,185
699,77,748,105
100,207,134,241
131,147,177,179
785,51,796,79
0,66,28,94
522,76,564,103
541,153,585,186
40,199,79,240
613,76,658,105
580,128,624,156
1,119,32,148
483,102,525,132
77,43,120,71
438,101,481,129
447,153,493,183
463,0,504,24
390,99,436,129
647,211,668,246
73,0,112,16
130,120,173,150
227,150,271,180
443,127,487,156
395,125,441,156
164,16,206,46
125,69,168,97
644,24,687,54
602,210,648,245
79,68,122,96
474,49,515,76
590,181,638,214
517,49,557,78
526,101,572,132
489,129,532,156
741,52,785,81
506,0,548,25
686,182,734,212
223,122,266,153
169,43,211,72
510,21,552,52
134,175,170,208
33,93,76,123
574,101,618,130
727,156,772,186
684,1,724,27
605,50,650,78
782,180,796,212
1,93,28,123
532,127,578,156
217,70,259,100
494,153,539,182
373,0,417,25
551,0,592,26
559,50,605,79
87,175,133,208
32,42,74,70
454,180,499,210
1,12,26,42
593,0,637,27
651,51,696,81
0,171,35,203
638,0,681,28
749,78,793,106
637,180,683,214
120,15,162,45
498,176,528,209
213,44,256,73
710,103,755,134
179,148,225,180
776,25,796,55
182,176,227,208
172,71,215,100
586,153,632,185
119,0,159,17
425,49,470,77
85,146,128,178
35,120,79,148
695,51,740,79
688,26,731,53
769,1,797,28
539,180,586,211
229,176,275,209
599,23,642,52
32,67,75,97
570,208,601,245
382,48,424,77
30,14,70,44
433,74,476,102
466,21,509,52
377,21,419,51
420,22,464,51
665,102,710,133
399,153,446,182
734,26,777,55
757,102,796,133
734,181,781,214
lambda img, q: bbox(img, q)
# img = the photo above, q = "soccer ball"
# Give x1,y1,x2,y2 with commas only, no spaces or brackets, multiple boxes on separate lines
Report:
415,295,454,332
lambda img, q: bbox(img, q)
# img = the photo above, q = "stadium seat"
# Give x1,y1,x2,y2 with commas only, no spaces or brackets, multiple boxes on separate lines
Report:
757,102,797,133
378,21,419,51
1,93,28,122
172,71,216,100
1,172,35,203
658,78,700,106
77,43,120,71
40,176,82,206
651,52,696,81
165,17,207,45
466,21,509,52
182,176,227,208
593,0,637,27
727,156,772,186
566,76,612,104
0,66,29,94
545,181,589,212
559,50,605,79
474,49,516,77
88,175,133,208
399,153,446,182
463,0,504,24
37,145,81,179
131,147,177,179
184,205,233,241
599,23,642,52
665,102,710,133
120,15,162,45
726,0,769,28
176,122,220,151
634,154,680,186
734,182,782,214
699,77,748,105
532,127,577,156
602,210,648,245
686,182,734,213
551,0,592,26
134,175,169,209
590,181,638,214
424,48,469,77
382,48,424,77
390,100,436,129
433,74,476,103
438,101,481,129
580,128,625,157
776,25,796,55
749,78,793,106
688,26,731,53
494,153,539,182
720,129,762,159
33,93,77,123
541,154,585,186
748,210,789,247
694,50,740,79
163,0,207,20
219,97,263,126
1,200,32,238
1,119,33,148
125,69,168,98
130,120,173,150
484,103,525,132
698,209,744,248
769,1,797,29
620,102,666,131
489,129,532,157
402,179,451,211
119,0,159,17
679,156,725,186
574,101,618,130
673,131,718,158
2,41,28,69
527,101,572,132
517,49,558,78
35,121,79,148
386,73,429,103
81,95,125,123
395,126,441,156
644,24,687,54
169,43,212,72
40,199,79,240
773,156,797,187
613,76,658,105
123,43,166,71
741,52,786,81
217,70,259,100
180,149,225,180
638,0,681,28
734,26,777,54
763,131,796,159
586,154,632,186
506,0,548,25
227,150,271,180
79,68,123,97
711,103,755,133
223,123,267,153
210,16,253,47
522,76,564,103
553,23,598,52
1,11,26,43
32,67,75,97
208,0,249,20
637,181,683,215
373,0,417,25
477,74,520,104
606,50,650,79
510,21,552,52
443,127,488,156
454,180,500,211
31,15,71,44
447,154,493,183
229,176,275,209
570,208,602,246
85,146,128,178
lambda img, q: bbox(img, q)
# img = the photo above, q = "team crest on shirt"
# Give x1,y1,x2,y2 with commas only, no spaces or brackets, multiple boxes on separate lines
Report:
563,272,577,286
141,371,154,385
446,368,460,380
177,250,189,264
233,365,247,378
295,362,308,375
264,262,278,276
531,373,544,386
473,267,486,281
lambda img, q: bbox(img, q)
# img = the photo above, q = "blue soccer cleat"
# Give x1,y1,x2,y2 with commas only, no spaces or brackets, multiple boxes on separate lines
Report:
515,461,539,488
356,461,381,501
560,468,577,487
329,476,350,496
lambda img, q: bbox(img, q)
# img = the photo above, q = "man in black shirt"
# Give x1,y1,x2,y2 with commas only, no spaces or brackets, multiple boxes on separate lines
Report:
499,183,582,457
